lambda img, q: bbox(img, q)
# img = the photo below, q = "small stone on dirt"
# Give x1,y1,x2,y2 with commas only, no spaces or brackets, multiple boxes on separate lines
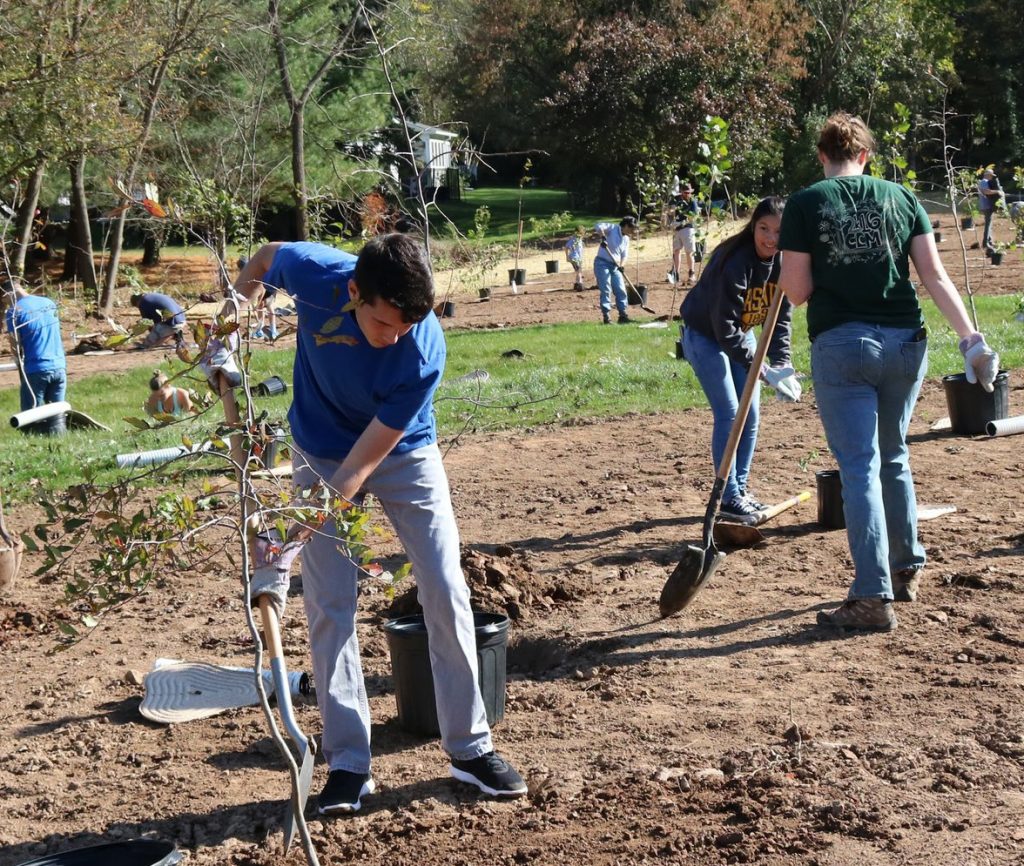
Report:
926,610,948,623
693,768,725,785
124,669,146,686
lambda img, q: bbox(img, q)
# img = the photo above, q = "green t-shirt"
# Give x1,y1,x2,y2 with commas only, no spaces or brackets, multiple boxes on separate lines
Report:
778,174,930,339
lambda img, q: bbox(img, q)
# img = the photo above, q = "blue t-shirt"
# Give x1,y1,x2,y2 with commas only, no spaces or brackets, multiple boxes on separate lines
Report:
263,242,445,460
138,292,185,326
5,295,66,374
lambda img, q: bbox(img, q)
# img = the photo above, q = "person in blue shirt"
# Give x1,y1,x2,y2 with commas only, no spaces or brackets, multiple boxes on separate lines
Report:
129,291,186,350
3,279,67,435
224,234,526,815
564,227,586,290
593,216,639,324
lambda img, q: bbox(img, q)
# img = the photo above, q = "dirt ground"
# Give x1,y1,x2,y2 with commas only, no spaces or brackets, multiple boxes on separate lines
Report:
1,229,1023,866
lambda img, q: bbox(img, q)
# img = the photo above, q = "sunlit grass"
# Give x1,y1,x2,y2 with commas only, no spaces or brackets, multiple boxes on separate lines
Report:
1,294,1021,501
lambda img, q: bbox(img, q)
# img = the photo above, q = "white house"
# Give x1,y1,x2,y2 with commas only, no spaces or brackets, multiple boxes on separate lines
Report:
406,122,460,189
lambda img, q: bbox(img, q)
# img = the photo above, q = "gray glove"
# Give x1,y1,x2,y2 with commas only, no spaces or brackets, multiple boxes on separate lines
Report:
762,365,802,402
249,530,306,620
960,333,999,392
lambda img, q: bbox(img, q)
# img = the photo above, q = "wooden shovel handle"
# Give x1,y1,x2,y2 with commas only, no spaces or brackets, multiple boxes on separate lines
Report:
757,490,811,522
716,286,785,483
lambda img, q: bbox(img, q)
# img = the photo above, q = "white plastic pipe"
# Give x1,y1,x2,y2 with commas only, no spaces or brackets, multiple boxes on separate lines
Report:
115,442,212,470
985,414,1024,438
10,401,71,428
0,362,17,373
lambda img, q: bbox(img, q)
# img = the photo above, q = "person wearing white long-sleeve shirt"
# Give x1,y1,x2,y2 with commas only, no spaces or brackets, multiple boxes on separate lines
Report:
593,216,638,324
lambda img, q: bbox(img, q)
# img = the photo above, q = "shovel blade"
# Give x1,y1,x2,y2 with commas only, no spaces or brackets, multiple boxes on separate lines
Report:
659,544,726,618
283,740,315,853
713,521,765,548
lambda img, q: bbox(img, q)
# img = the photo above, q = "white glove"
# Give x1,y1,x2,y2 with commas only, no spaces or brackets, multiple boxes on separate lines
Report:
249,530,307,620
960,333,999,392
762,365,802,402
198,332,241,388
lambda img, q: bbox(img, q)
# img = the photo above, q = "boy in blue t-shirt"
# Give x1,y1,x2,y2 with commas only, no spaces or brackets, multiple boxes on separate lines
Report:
218,234,526,815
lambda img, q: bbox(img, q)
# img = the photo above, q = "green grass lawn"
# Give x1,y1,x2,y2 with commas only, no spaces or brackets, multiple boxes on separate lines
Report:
430,187,609,245
1,295,1021,502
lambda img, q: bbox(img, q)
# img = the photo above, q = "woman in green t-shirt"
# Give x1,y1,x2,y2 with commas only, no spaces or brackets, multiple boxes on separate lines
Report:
778,112,999,633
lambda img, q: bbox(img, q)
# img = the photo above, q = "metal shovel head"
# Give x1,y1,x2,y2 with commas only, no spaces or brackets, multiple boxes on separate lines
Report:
283,739,315,852
659,544,726,618
713,520,764,548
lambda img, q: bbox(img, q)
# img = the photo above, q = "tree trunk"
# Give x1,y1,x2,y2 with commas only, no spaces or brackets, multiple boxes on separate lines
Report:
142,231,162,266
13,158,47,277
598,174,620,214
98,54,172,316
290,109,308,240
62,153,98,295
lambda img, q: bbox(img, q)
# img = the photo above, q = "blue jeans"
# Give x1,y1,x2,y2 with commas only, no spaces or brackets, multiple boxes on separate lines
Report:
811,322,928,600
982,208,995,249
293,443,493,773
20,368,67,435
683,326,759,503
594,257,628,315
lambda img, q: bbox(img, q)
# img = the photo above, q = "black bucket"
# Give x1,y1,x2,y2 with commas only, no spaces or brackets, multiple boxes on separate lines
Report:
626,283,648,306
508,268,527,286
816,470,845,529
961,216,974,230
383,611,508,737
256,375,288,397
934,231,943,243
942,371,1009,435
545,260,560,274
441,301,455,318
16,840,179,866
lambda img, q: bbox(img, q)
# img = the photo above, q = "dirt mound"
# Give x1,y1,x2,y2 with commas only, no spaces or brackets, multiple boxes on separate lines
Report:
387,544,597,621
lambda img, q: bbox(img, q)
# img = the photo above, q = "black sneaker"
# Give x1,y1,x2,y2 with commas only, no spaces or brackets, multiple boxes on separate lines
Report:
617,312,632,324
719,496,761,526
317,770,375,815
602,311,611,324
449,751,527,798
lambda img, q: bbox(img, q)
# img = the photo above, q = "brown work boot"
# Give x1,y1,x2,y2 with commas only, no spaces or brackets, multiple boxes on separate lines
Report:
817,598,898,632
893,567,922,603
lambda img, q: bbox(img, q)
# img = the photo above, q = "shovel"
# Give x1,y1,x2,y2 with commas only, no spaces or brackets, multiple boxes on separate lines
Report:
713,490,812,547
618,266,658,315
659,285,785,618
219,372,316,852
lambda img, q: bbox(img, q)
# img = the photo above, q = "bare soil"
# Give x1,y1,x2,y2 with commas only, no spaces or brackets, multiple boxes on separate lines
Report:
1,230,1023,866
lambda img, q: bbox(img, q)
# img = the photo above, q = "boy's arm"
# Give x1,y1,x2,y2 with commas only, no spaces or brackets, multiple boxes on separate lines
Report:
333,418,406,504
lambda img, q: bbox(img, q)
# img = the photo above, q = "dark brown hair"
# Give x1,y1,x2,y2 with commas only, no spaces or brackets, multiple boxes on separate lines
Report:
817,112,875,163
707,196,785,270
354,233,434,322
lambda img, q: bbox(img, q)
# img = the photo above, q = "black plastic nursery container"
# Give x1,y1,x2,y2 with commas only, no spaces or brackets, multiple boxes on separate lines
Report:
816,470,845,530
942,371,1009,435
383,611,508,737
545,259,560,274
16,840,179,866
508,268,527,286
627,283,648,306
255,375,288,397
